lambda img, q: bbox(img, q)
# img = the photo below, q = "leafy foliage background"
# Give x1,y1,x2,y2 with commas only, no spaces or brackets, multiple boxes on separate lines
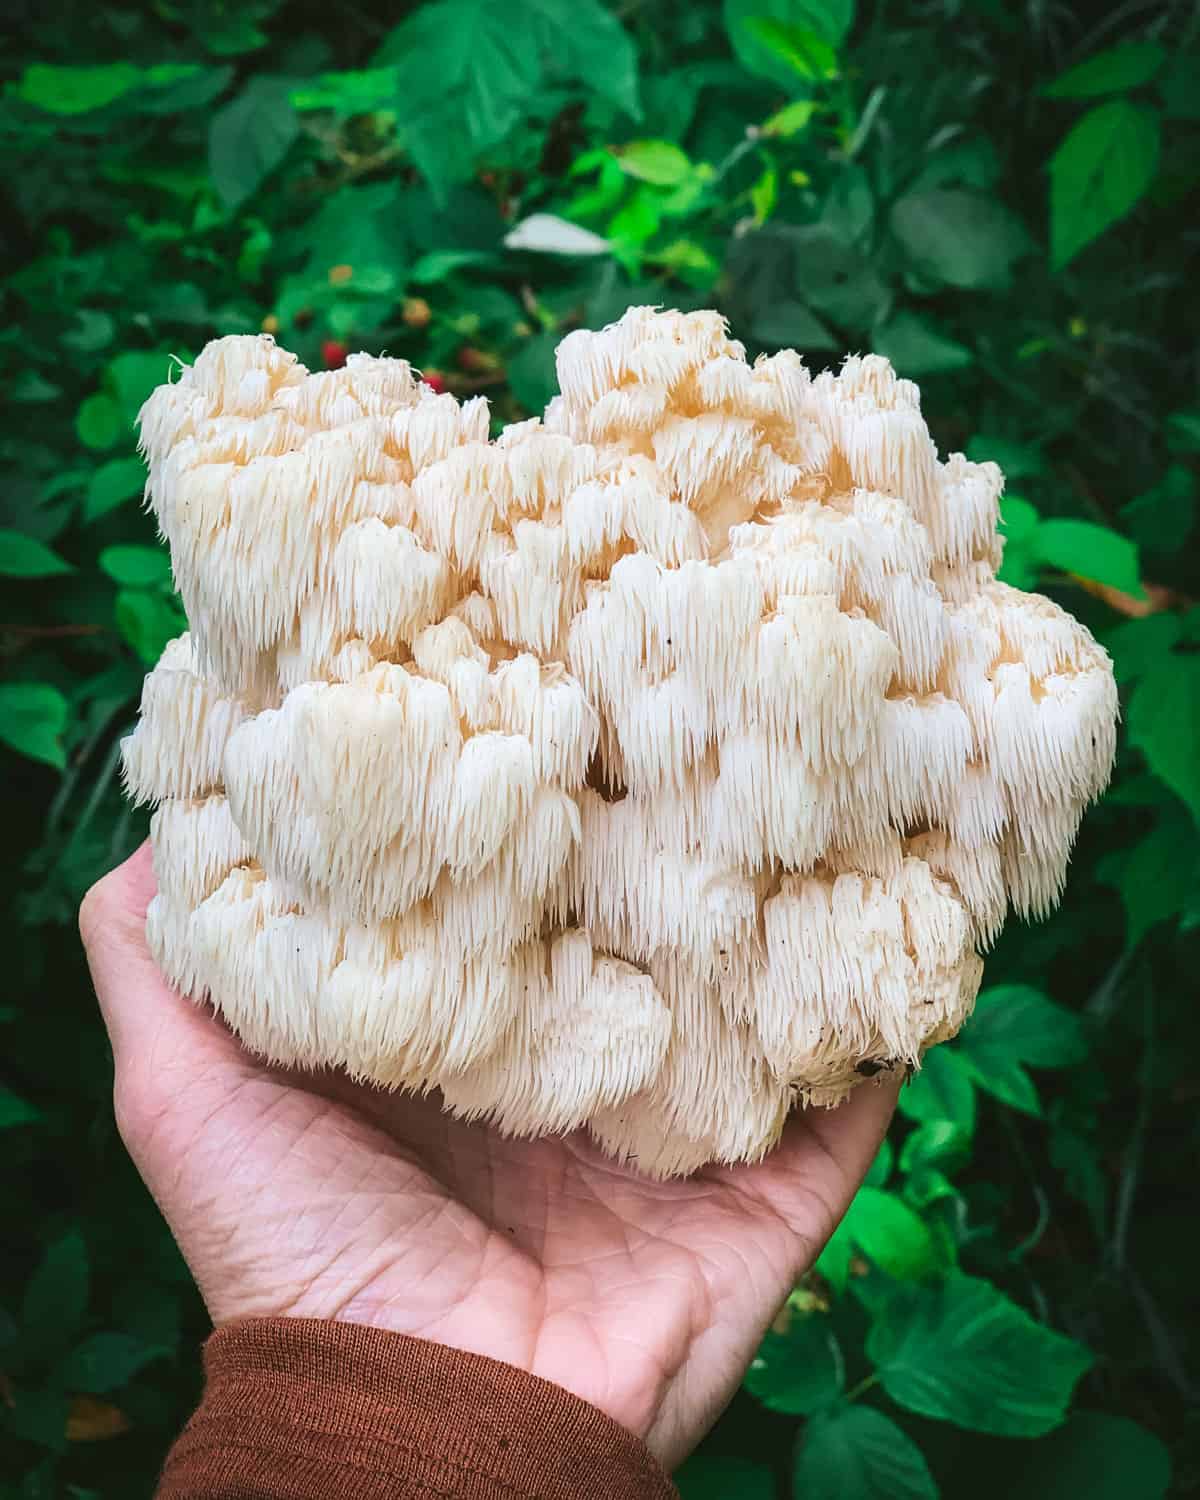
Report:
2,0,1198,1495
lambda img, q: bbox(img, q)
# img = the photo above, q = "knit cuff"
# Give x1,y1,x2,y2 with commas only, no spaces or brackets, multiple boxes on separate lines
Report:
157,1316,679,1500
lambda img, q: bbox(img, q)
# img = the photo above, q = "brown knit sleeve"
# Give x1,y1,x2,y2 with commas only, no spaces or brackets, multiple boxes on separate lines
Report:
156,1317,680,1500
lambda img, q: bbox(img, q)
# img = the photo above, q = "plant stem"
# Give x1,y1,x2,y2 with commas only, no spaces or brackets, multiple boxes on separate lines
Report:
843,1374,880,1403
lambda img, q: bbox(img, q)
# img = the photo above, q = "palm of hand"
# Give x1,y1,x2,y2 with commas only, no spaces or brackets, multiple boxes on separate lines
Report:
82,847,896,1469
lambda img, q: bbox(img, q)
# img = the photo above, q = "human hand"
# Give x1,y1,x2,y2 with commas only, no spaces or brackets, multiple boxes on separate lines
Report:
81,844,897,1470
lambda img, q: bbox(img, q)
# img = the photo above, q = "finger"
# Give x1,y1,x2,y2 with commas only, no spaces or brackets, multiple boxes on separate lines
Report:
79,842,237,1071
721,1071,902,1248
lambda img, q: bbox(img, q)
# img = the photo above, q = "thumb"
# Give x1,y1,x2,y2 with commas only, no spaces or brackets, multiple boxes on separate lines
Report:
79,841,234,1071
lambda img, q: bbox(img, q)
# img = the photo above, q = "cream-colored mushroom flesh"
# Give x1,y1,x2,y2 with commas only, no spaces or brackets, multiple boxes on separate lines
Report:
124,308,1117,1177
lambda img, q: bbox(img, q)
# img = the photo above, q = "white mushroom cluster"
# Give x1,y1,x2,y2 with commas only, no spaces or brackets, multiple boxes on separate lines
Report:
124,308,1117,1176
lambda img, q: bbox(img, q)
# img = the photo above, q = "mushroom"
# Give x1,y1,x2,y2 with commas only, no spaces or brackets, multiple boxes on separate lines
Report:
123,308,1117,1177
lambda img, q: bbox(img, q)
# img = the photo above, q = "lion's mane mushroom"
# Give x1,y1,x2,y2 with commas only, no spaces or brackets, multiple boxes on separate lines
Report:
123,307,1117,1177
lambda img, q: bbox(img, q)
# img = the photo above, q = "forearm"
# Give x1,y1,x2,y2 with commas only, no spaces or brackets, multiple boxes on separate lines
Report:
157,1318,679,1500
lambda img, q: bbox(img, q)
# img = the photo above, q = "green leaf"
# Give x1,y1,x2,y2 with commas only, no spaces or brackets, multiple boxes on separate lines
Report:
377,0,639,192
0,531,72,578
864,1138,893,1187
208,76,299,208
745,18,838,81
1128,657,1200,821
291,67,400,114
725,0,854,86
955,985,1086,1115
76,394,124,452
1166,411,1200,452
115,591,187,665
11,63,141,115
0,1084,41,1129
84,458,146,523
1049,100,1160,269
838,1187,939,1280
99,545,173,589
745,1313,843,1414
763,99,819,137
793,1404,938,1500
1097,815,1200,944
1120,464,1195,554
898,1047,976,1134
1102,613,1182,682
1044,42,1165,100
867,1273,1092,1436
1011,1411,1171,1498
508,333,561,415
108,352,174,424
618,140,693,187
899,1120,970,1175
58,1334,167,1394
1,1385,68,1452
874,311,973,376
408,249,493,283
22,1231,89,1360
891,190,1030,290
965,435,1046,479
0,684,69,769
1032,519,1144,597
675,1455,775,1499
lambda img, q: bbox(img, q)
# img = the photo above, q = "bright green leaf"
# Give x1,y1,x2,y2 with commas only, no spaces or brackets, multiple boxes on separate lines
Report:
108,352,173,423
1128,657,1200,821
76,393,125,451
99,545,173,590
793,1404,938,1500
874,310,973,375
0,684,69,769
725,0,854,87
839,1187,939,1280
58,1334,167,1394
891,189,1030,290
84,458,146,523
115,591,186,665
1032,519,1144,597
763,99,818,136
868,1273,1093,1436
1049,100,1160,269
0,531,72,578
619,140,693,187
11,63,141,115
746,18,838,81
898,1047,976,1134
745,1312,843,1414
864,1138,893,1187
1044,42,1165,100
208,76,299,208
290,67,399,113
899,1121,970,1175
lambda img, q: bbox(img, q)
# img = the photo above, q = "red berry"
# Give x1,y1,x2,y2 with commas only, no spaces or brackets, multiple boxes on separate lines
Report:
422,369,447,394
322,339,348,369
